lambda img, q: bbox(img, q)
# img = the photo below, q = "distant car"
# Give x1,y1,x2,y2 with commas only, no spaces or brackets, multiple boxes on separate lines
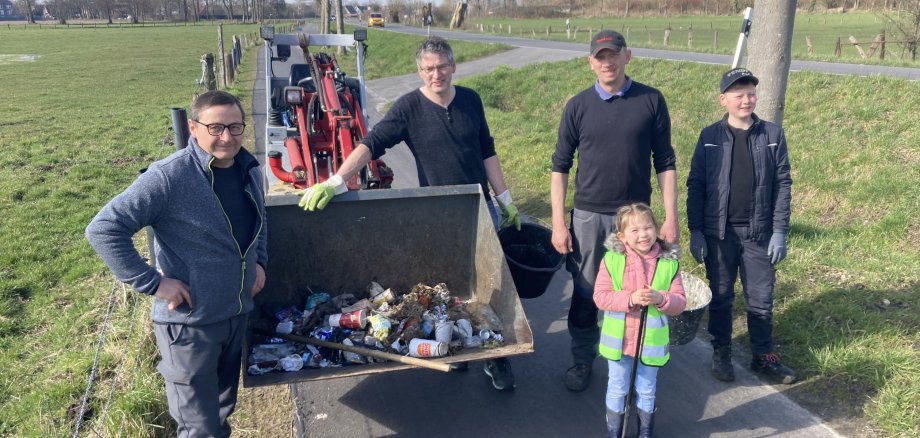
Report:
367,12,384,27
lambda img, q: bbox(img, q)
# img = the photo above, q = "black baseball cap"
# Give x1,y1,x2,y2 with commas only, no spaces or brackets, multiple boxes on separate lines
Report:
720,68,759,93
590,30,627,56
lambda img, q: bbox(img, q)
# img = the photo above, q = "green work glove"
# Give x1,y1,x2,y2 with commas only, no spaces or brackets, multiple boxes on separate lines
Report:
298,175,347,211
495,190,521,231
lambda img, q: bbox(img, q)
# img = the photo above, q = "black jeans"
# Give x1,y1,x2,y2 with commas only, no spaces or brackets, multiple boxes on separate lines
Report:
704,226,776,356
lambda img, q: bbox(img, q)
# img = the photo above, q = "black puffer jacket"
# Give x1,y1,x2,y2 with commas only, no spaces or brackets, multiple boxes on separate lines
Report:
686,113,792,241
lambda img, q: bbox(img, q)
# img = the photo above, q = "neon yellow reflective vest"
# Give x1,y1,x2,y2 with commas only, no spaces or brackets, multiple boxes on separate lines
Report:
598,251,679,367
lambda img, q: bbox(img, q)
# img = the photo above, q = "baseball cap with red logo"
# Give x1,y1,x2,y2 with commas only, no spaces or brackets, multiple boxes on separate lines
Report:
590,30,627,56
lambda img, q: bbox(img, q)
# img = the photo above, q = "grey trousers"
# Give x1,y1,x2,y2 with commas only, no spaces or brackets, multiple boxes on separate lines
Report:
153,313,247,438
566,208,617,365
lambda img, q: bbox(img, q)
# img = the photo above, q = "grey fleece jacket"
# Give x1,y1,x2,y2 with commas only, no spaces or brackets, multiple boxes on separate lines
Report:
85,138,267,326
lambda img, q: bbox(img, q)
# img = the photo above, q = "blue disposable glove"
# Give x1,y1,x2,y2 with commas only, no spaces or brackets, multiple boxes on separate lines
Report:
297,175,347,211
767,232,787,265
495,190,522,231
689,230,707,263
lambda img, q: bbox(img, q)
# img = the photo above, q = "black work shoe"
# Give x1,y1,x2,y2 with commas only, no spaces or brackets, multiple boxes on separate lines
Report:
563,363,592,392
450,362,469,372
711,345,735,382
484,358,515,390
751,353,797,384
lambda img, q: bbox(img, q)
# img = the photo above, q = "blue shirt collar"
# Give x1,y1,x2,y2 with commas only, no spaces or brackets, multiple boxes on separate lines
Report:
594,77,632,101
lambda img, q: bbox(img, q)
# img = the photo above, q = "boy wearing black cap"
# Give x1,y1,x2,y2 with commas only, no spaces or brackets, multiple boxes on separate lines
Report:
686,68,796,385
551,30,679,394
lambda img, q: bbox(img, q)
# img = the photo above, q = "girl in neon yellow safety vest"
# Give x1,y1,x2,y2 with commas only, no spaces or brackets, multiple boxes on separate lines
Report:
594,203,686,438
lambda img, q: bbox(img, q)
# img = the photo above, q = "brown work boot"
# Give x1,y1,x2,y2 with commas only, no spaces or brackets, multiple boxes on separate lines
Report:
563,363,592,392
751,352,797,384
711,344,735,382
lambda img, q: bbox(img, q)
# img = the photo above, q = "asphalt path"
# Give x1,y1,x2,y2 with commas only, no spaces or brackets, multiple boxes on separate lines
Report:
374,22,920,80
251,26,854,437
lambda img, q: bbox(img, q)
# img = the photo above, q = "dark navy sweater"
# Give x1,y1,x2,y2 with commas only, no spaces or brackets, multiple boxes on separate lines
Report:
552,80,676,214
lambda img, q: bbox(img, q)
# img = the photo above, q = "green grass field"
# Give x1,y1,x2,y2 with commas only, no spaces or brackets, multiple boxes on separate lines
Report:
1,20,917,437
464,11,919,67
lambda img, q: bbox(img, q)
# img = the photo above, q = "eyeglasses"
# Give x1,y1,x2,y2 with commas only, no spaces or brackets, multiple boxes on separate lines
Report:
193,120,246,136
419,63,453,75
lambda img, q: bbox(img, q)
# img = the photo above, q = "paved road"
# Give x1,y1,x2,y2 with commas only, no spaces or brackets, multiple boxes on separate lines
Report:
376,23,920,80
251,29,847,437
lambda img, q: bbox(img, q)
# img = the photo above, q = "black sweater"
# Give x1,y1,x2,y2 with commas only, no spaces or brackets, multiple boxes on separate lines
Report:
363,86,497,199
552,81,675,214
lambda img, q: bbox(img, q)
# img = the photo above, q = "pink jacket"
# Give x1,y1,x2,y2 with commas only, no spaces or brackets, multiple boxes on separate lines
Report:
594,237,686,357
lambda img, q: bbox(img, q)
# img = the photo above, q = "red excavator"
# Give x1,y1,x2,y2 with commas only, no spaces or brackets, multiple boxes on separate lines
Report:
262,28,392,191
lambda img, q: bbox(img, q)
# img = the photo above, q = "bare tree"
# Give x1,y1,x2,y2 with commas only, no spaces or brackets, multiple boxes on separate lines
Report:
49,0,69,23
16,0,37,23
883,0,920,60
335,0,344,53
317,0,329,33
746,0,796,125
93,0,115,22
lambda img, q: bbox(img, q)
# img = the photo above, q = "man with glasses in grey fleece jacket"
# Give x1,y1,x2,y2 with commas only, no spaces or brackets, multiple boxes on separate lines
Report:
86,90,267,438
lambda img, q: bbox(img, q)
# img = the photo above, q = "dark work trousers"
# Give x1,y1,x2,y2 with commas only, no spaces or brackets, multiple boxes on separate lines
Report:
153,313,248,438
567,208,617,366
704,226,775,356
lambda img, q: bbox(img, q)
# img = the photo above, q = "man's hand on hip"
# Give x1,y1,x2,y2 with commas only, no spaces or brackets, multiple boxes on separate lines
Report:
154,277,192,310
251,263,266,296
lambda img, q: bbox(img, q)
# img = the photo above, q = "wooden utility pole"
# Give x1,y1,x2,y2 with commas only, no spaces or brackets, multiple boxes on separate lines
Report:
746,0,796,126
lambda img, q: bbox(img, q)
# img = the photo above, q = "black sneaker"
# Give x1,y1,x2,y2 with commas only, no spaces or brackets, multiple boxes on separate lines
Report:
563,363,592,392
484,358,515,390
711,345,735,382
751,353,797,384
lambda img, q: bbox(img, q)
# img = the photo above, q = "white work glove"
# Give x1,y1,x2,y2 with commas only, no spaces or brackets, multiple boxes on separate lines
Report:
298,175,348,211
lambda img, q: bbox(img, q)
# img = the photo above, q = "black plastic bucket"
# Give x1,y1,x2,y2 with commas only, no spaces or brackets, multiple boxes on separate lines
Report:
669,307,707,346
499,223,564,299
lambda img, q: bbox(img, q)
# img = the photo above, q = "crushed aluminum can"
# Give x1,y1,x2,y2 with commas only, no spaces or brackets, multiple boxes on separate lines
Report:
341,339,366,364
407,338,448,357
312,326,334,341
454,319,479,348
371,288,396,308
390,339,409,355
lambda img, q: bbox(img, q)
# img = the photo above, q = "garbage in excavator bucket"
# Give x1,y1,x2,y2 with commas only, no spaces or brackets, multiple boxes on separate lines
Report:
243,185,535,387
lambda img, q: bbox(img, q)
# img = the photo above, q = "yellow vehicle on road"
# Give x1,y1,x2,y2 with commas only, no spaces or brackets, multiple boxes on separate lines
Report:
367,12,384,27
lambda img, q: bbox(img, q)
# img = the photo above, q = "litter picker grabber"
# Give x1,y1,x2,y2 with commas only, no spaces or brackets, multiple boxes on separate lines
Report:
732,7,754,69
621,304,650,438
